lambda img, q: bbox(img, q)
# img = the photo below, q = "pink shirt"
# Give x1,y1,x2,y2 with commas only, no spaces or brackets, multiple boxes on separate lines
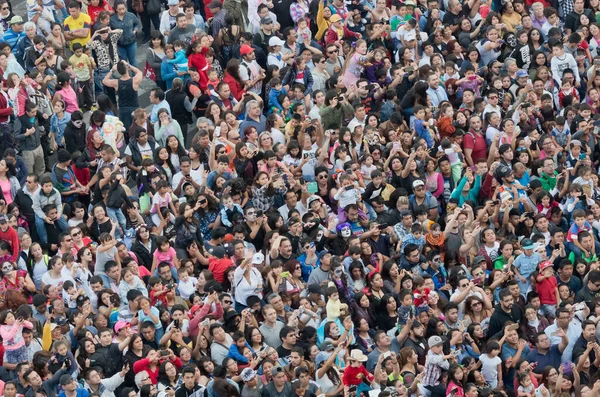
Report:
153,246,177,268
55,86,79,113
0,178,12,205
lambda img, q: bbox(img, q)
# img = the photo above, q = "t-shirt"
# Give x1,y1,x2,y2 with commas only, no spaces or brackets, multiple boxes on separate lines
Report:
95,246,117,275
153,246,177,268
63,13,92,50
566,221,592,242
479,353,501,388
151,192,172,214
125,141,154,161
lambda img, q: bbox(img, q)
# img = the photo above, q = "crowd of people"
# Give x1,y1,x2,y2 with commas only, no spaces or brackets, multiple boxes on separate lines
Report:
4,0,600,397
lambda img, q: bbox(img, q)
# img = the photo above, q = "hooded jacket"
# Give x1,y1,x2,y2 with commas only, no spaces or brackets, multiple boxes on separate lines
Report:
32,187,63,219
63,120,87,154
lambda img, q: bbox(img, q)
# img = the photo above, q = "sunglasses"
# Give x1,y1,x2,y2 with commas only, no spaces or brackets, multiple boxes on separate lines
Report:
328,49,338,54
71,231,81,237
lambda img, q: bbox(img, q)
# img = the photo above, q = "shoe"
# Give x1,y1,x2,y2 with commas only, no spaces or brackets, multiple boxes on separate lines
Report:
142,38,150,45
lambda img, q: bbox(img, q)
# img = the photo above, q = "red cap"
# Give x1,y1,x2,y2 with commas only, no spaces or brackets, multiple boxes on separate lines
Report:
240,44,254,56
539,261,553,272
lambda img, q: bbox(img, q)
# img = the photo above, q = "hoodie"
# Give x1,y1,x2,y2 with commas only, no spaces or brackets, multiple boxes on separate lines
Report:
32,187,63,219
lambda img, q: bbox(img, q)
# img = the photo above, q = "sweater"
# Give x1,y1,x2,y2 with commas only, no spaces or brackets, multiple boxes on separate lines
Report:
342,364,374,386
0,320,32,351
132,357,182,385
0,226,19,259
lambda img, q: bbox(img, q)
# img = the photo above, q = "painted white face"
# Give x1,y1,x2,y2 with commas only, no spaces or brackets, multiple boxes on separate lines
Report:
2,261,14,273
341,226,351,238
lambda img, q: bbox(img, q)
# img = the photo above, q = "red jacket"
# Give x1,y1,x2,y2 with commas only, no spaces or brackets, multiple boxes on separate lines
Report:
0,226,19,260
325,25,360,46
188,52,209,91
342,364,374,386
133,357,182,384
222,73,245,101
208,257,234,283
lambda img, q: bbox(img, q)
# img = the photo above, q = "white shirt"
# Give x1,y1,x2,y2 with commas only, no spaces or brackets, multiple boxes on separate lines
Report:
545,317,582,363
171,168,204,196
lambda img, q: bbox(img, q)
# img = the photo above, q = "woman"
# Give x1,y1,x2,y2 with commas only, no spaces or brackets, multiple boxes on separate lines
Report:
131,225,158,270
215,14,241,65
399,347,423,389
251,172,286,212
195,192,220,241
76,338,97,375
528,28,544,54
154,146,176,182
315,344,343,396
521,304,550,345
70,226,92,253
377,293,398,333
463,115,487,166
133,350,182,385
187,36,210,91
463,296,492,330
124,334,151,387
0,159,19,206
166,135,187,171
175,202,205,259
102,60,142,132
222,59,246,101
0,261,35,309
157,361,180,393
364,272,385,307
109,1,140,67
155,108,185,148
233,142,256,184
476,26,503,66
500,1,521,32
63,111,87,154
40,257,70,290
399,80,428,119
46,23,67,59
245,326,267,353
146,31,167,91
320,90,354,131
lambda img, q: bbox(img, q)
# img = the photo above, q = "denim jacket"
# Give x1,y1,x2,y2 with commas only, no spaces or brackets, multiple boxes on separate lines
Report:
109,12,140,46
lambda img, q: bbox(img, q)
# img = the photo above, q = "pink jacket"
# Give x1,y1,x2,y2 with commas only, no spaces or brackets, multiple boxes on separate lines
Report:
0,320,33,351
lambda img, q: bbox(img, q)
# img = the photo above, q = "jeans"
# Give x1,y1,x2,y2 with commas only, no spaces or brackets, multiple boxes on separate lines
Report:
119,106,137,136
117,42,137,68
140,10,160,41
35,213,68,244
95,68,116,104
106,206,127,233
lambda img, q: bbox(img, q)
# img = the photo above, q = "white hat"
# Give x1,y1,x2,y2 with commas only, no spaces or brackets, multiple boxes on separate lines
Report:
252,252,265,265
348,349,368,362
268,37,285,47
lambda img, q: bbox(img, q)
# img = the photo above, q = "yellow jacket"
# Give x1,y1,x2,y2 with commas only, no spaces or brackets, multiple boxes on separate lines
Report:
316,1,332,41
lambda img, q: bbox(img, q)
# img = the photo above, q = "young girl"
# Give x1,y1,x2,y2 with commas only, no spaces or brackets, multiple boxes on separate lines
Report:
118,267,148,304
137,296,163,342
49,99,71,149
536,191,560,219
478,340,502,389
151,180,178,227
0,310,33,364
151,235,179,274
364,49,385,83
167,40,189,75
360,154,377,183
517,372,535,397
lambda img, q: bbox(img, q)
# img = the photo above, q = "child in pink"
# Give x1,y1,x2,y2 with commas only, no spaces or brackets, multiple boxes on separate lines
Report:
0,311,33,364
152,236,179,274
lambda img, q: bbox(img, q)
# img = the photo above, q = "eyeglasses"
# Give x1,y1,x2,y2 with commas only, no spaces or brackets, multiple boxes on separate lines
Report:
230,136,240,141
1,7,8,10
472,302,482,307
327,49,338,54
199,199,207,204
71,231,81,237
318,174,327,179
65,238,72,242
295,266,301,270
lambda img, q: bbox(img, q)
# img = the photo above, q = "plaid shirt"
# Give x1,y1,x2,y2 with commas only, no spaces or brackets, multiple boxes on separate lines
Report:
422,350,450,387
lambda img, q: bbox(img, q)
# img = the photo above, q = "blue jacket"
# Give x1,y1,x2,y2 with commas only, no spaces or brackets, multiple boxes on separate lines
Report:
161,59,177,90
109,12,140,46
228,342,253,364
268,86,288,113
58,388,89,397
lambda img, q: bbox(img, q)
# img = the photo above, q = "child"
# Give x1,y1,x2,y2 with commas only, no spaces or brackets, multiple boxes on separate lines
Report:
296,17,312,46
566,209,595,258
360,155,377,184
413,105,434,148
334,174,361,221
558,79,579,110
207,245,234,283
177,268,198,301
219,193,243,228
267,77,288,114
364,49,385,83
442,61,460,82
422,335,451,389
325,285,348,321
206,68,219,96
437,105,456,140
47,340,77,376
152,235,179,273
168,40,189,74
415,209,433,231
426,223,445,254
478,340,502,389
400,223,426,253
150,180,178,228
0,310,33,364
118,267,148,304
62,280,83,314
551,116,570,148
536,261,559,319
137,296,164,342
148,276,169,307
396,289,414,327
342,349,374,387
513,238,542,296
536,191,559,219
412,277,431,309
517,372,535,397
228,331,253,366
457,65,484,97
68,43,94,109
573,166,595,197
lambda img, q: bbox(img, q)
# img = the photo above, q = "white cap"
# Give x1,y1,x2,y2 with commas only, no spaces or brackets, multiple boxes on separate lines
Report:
268,37,285,47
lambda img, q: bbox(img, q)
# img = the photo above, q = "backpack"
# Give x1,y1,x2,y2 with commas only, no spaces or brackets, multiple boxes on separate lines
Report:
146,0,161,15
132,0,144,13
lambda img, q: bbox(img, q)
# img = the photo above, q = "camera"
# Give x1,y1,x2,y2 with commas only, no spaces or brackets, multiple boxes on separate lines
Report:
166,283,175,290
207,286,215,294
64,358,71,368
256,210,263,217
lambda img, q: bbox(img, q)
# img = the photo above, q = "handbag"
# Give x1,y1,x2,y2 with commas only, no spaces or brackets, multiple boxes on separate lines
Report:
132,0,144,13
146,0,161,16
144,60,156,81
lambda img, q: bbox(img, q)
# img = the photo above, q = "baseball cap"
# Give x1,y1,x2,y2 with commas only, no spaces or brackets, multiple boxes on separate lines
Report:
515,69,528,78
473,256,486,265
308,284,324,295
240,368,257,382
400,210,412,218
252,252,265,265
330,14,342,22
495,165,513,180
59,374,74,386
55,316,68,326
9,16,24,25
428,335,446,347
260,16,274,25
318,249,333,260
539,261,553,271
268,36,285,47
315,351,332,367
521,238,535,250
306,195,320,207
240,44,254,56
412,179,425,188
167,0,179,5
207,0,222,8
321,340,335,352
114,320,130,333
571,139,582,147
211,246,226,259
270,366,285,377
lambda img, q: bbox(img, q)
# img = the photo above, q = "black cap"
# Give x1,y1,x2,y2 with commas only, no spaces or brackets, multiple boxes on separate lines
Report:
59,374,73,386
57,149,71,163
211,246,226,259
495,165,513,181
308,284,324,295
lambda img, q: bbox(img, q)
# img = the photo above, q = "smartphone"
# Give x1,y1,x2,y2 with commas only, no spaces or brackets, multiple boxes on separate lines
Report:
378,223,388,230
564,361,573,374
468,75,476,80
393,142,400,150
345,185,353,191
280,271,291,278
492,200,500,205
160,350,170,356
406,66,414,73
383,351,392,359
579,153,586,160
307,181,318,194
473,277,482,284
555,244,560,250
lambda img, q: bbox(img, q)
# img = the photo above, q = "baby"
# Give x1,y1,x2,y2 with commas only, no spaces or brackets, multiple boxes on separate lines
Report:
168,40,189,74
177,268,198,301
296,17,312,45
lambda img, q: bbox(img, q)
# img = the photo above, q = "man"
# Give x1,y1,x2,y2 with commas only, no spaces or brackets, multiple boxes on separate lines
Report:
442,0,464,33
239,100,267,138
149,88,171,124
90,328,126,378
124,128,158,178
82,364,127,397
32,174,67,245
270,236,297,263
14,101,45,175
565,0,595,34
176,367,204,397
360,222,394,259
208,0,227,37
402,320,427,365
262,366,292,397
14,173,39,240
56,233,74,258
409,179,439,220
167,13,195,46
487,288,524,338
556,259,581,294
258,304,285,348
239,45,265,95
277,327,297,363
278,191,307,222
399,243,426,271
347,104,367,132
24,364,67,397
172,156,203,197
307,252,332,286
160,0,183,37
575,269,600,309
210,324,234,364
63,1,91,50
140,321,158,349
253,17,277,53
22,328,43,362
3,16,25,54
526,330,568,375
426,72,448,107
545,307,583,362
539,158,558,192
366,329,406,372
240,368,262,397
482,89,502,119
323,43,344,77
501,323,531,395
